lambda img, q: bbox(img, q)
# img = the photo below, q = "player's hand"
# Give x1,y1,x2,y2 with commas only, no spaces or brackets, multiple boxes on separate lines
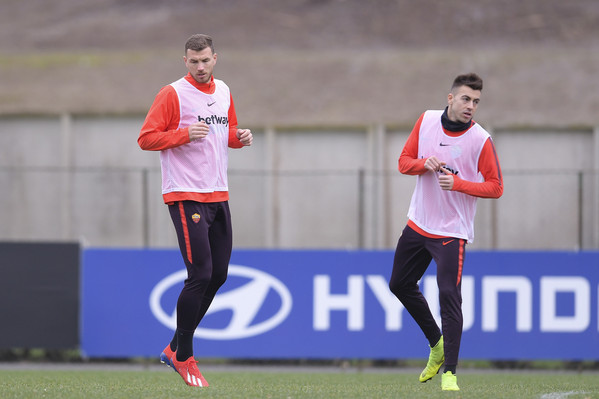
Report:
438,167,454,190
188,121,210,141
237,128,253,146
424,156,446,173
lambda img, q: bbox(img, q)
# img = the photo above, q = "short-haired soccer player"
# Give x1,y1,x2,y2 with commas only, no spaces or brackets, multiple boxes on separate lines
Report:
138,34,252,387
389,73,503,391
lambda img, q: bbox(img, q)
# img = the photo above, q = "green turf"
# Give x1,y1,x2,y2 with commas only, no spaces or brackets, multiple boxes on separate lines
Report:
1,369,598,399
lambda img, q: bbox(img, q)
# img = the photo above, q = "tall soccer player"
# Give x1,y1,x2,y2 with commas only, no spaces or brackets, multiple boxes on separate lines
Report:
389,73,503,391
138,34,252,387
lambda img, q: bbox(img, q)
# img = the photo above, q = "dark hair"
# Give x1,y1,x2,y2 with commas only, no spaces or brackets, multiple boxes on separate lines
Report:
185,34,215,54
451,73,483,92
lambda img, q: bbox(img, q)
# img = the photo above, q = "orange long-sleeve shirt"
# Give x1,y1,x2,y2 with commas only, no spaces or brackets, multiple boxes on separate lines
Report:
138,74,243,203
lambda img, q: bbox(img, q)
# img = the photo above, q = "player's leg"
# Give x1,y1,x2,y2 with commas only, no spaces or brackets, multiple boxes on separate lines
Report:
168,201,215,359
390,226,444,383
161,203,192,367
428,237,465,390
193,201,232,327
429,237,465,372
389,225,441,345
166,201,214,387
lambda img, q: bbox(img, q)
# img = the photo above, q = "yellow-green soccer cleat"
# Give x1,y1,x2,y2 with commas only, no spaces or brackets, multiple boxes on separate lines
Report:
441,371,460,391
419,336,444,383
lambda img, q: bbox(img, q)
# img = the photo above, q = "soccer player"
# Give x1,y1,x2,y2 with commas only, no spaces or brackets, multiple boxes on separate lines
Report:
389,73,503,391
138,34,252,387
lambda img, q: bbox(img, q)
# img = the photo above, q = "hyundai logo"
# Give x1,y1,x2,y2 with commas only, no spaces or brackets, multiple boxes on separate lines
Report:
149,265,292,340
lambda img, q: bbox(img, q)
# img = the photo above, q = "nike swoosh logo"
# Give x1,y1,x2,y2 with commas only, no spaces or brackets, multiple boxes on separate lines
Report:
439,143,451,146
207,101,216,107
442,240,455,246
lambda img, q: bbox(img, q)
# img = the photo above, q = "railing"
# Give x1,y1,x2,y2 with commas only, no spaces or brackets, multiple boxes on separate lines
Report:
1,166,597,250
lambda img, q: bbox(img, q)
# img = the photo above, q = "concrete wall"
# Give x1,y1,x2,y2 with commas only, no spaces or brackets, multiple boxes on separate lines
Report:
1,114,597,250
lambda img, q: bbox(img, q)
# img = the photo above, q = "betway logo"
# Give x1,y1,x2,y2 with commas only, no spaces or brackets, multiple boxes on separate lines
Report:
149,265,292,339
314,275,594,333
198,114,228,125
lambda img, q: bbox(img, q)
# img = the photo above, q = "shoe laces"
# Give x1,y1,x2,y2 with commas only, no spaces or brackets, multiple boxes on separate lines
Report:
185,358,201,376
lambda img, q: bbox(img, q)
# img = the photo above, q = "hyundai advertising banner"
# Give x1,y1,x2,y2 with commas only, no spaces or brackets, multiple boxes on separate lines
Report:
81,249,599,360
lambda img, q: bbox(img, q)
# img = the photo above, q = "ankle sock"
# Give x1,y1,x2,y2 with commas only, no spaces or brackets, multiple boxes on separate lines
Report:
444,365,456,374
175,329,194,361
169,330,177,352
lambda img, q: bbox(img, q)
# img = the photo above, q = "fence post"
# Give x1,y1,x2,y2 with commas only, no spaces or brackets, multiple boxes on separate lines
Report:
578,171,583,250
142,168,149,248
60,112,73,240
265,126,277,248
367,123,386,249
594,126,599,248
358,168,365,249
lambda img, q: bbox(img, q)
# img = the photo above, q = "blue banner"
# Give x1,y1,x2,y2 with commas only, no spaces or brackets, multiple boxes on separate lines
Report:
81,249,599,360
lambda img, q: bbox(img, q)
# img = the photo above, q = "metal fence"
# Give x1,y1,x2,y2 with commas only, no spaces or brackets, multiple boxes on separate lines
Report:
1,166,597,250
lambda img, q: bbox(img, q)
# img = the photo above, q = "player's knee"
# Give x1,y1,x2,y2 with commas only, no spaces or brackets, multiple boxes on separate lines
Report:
389,279,410,300
438,286,461,304
211,272,227,289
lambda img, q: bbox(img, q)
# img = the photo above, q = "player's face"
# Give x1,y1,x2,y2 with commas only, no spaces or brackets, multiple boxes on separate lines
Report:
447,85,481,124
184,47,217,84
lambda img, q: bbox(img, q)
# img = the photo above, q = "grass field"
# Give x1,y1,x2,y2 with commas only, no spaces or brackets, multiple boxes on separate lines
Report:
1,368,598,399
